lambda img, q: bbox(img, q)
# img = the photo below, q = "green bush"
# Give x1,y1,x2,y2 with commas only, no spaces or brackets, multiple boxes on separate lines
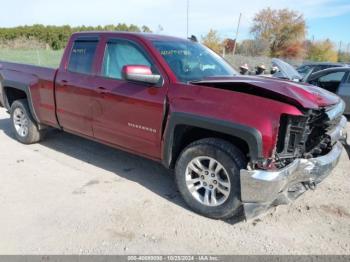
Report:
0,24,152,50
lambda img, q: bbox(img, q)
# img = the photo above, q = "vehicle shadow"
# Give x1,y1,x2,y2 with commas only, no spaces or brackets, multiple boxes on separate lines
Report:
0,117,244,225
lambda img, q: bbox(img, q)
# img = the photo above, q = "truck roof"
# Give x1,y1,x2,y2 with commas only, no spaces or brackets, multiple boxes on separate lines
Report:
71,31,188,42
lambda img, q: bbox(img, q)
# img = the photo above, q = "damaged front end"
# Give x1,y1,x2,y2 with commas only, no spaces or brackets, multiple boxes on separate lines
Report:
275,101,348,167
240,100,348,220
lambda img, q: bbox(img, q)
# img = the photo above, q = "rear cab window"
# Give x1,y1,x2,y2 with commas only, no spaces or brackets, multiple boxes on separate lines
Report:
68,39,98,74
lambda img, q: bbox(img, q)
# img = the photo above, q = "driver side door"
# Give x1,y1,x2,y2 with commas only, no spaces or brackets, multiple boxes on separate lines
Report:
91,38,168,159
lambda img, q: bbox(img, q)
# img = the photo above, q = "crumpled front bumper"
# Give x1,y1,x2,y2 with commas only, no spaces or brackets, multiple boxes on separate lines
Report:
240,116,347,220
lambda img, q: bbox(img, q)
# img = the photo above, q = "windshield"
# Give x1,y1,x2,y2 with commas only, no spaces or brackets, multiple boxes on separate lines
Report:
153,40,237,82
297,65,313,77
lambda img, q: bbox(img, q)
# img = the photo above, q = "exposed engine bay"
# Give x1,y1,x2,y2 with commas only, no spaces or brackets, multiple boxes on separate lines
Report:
274,102,348,168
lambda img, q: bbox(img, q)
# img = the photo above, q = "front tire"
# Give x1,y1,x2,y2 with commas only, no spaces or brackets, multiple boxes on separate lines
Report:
10,99,43,144
175,138,246,219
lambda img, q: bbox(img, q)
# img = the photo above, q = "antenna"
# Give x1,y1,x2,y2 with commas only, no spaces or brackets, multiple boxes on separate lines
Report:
186,0,190,38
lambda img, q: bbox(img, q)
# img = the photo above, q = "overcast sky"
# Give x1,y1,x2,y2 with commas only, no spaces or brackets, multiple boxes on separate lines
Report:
1,0,350,46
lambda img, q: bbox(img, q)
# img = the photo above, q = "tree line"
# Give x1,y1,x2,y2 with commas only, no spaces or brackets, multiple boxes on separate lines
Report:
1,10,348,63
202,8,349,63
0,24,152,50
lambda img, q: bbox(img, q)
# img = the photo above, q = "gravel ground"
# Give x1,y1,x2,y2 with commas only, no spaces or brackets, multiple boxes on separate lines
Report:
0,107,349,255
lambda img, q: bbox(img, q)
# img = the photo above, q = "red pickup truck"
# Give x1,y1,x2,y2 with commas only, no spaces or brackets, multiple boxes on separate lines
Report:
0,32,348,220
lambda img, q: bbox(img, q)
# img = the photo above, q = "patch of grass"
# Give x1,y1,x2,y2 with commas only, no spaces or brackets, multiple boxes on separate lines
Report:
0,49,64,68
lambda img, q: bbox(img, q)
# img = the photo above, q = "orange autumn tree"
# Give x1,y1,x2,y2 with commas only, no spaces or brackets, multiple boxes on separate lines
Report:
251,8,306,59
201,29,222,54
306,39,338,62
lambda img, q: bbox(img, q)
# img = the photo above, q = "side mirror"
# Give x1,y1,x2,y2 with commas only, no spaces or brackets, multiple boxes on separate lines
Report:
122,65,161,85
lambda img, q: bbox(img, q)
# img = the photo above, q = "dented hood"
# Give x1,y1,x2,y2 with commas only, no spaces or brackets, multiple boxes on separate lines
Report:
191,76,340,109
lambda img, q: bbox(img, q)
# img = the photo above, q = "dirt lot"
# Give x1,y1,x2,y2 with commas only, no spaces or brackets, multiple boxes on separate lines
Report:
0,107,349,255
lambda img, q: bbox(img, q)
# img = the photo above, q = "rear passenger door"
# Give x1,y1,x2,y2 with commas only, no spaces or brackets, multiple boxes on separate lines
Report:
55,38,99,136
91,38,168,159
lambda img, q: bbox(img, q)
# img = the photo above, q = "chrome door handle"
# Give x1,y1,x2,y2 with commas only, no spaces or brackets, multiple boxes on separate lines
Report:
61,80,68,87
97,86,107,94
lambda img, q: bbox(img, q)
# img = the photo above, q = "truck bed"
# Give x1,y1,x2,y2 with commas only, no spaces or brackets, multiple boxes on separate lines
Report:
0,61,59,127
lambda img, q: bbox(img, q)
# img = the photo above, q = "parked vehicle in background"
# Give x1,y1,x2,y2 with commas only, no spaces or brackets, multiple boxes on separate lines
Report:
271,58,302,81
269,59,350,115
305,67,350,115
0,32,348,220
297,62,346,78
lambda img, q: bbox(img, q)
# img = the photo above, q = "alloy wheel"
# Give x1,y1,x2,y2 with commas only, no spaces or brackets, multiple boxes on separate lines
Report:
185,156,231,206
13,108,29,137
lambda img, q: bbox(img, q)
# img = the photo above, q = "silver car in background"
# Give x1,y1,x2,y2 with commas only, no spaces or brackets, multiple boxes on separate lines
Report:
271,59,350,115
306,67,350,115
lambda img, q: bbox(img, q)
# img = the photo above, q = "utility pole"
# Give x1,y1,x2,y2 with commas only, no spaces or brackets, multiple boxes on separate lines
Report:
232,13,242,56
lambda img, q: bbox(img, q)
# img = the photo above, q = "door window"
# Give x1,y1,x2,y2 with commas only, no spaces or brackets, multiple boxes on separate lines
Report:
102,40,155,79
316,71,346,93
319,71,345,83
346,73,350,83
68,40,98,74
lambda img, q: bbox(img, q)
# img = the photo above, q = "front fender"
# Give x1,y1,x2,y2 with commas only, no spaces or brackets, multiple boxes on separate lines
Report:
162,112,263,168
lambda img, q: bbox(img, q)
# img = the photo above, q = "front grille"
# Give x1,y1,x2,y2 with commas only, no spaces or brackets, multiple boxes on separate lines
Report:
275,105,343,167
276,115,309,159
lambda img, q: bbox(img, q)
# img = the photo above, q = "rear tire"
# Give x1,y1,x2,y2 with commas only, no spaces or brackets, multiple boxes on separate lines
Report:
175,138,247,219
10,99,43,144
